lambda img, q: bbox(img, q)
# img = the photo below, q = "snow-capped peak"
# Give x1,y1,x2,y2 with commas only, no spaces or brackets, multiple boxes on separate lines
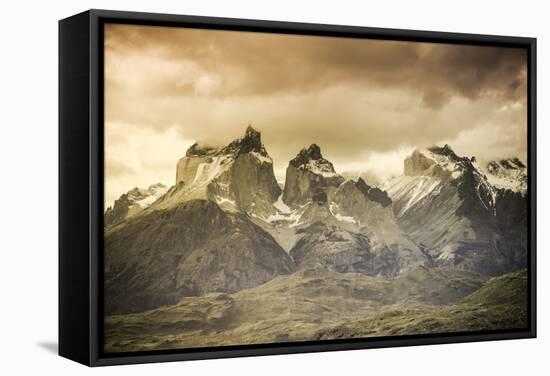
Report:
178,125,274,188
401,145,499,215
220,124,270,157
126,183,168,208
290,144,340,178
404,145,469,180
104,182,169,227
483,158,527,194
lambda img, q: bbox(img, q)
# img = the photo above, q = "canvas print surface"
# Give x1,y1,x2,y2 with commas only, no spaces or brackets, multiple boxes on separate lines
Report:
103,23,529,353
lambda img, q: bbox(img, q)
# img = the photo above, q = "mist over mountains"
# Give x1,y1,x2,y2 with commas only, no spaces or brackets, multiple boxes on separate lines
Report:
103,125,528,351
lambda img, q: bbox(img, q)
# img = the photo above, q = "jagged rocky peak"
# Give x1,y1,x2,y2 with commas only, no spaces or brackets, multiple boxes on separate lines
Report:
241,125,263,152
283,144,345,207
354,177,371,195
183,125,268,160
485,157,527,194
404,145,469,181
429,144,459,159
221,124,270,158
290,144,337,177
353,178,392,207
392,144,502,221
104,183,168,227
292,143,323,164
384,145,529,275
487,158,526,173
170,125,280,218
329,177,393,230
176,125,272,185
404,149,435,176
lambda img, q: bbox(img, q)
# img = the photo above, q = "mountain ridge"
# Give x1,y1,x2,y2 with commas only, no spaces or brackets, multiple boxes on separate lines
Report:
384,146,527,276
104,127,528,317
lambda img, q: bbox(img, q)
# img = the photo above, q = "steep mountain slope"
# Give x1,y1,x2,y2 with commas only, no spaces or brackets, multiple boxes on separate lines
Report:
483,158,527,194
282,144,345,207
155,125,281,218
246,145,427,275
104,266,490,352
104,183,167,227
383,146,527,276
104,199,295,315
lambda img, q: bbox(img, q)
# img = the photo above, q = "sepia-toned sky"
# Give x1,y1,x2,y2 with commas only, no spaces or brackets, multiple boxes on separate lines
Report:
104,23,527,207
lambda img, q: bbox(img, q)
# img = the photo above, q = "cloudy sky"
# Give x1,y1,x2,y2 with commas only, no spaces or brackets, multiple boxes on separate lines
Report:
104,23,527,207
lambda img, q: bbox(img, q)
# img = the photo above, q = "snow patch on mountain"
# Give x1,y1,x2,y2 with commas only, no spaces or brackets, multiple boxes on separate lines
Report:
423,148,463,179
273,193,292,213
383,176,441,217
104,183,168,227
329,203,357,224
300,159,339,178
192,155,233,186
484,158,527,194
126,183,168,209
133,185,169,208
214,196,237,209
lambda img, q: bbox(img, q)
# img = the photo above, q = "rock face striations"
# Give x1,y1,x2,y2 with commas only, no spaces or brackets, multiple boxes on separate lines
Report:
104,183,167,227
104,126,293,314
103,126,528,317
264,144,424,277
384,146,527,276
170,125,281,218
282,144,345,207
484,158,527,194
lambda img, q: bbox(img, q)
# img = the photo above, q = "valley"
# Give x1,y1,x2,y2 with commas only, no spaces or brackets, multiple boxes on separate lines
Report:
104,268,527,352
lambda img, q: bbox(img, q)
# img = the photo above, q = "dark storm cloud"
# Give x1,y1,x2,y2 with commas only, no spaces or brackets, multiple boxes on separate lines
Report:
103,24,528,203
105,23,526,101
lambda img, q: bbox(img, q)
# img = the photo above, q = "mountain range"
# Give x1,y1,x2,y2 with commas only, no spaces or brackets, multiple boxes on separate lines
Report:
103,125,528,350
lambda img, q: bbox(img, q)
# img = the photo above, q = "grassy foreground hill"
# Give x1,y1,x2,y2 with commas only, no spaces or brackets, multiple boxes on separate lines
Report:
104,268,527,352
316,270,527,339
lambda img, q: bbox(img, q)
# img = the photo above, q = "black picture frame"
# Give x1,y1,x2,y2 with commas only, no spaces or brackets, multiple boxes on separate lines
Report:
59,9,537,367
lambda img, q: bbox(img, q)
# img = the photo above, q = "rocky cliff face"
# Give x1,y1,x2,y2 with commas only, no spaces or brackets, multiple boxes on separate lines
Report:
282,144,345,207
104,183,167,227
289,222,422,277
104,199,295,314
104,127,296,315
384,146,527,276
242,145,426,276
165,126,281,217
399,145,496,216
484,158,527,194
104,127,528,320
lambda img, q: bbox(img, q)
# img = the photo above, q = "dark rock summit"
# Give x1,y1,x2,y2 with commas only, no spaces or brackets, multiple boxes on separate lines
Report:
385,146,527,276
404,145,462,181
221,125,268,157
289,144,324,167
283,144,345,207
355,178,392,207
485,158,527,194
172,125,281,218
104,183,167,227
103,125,528,330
